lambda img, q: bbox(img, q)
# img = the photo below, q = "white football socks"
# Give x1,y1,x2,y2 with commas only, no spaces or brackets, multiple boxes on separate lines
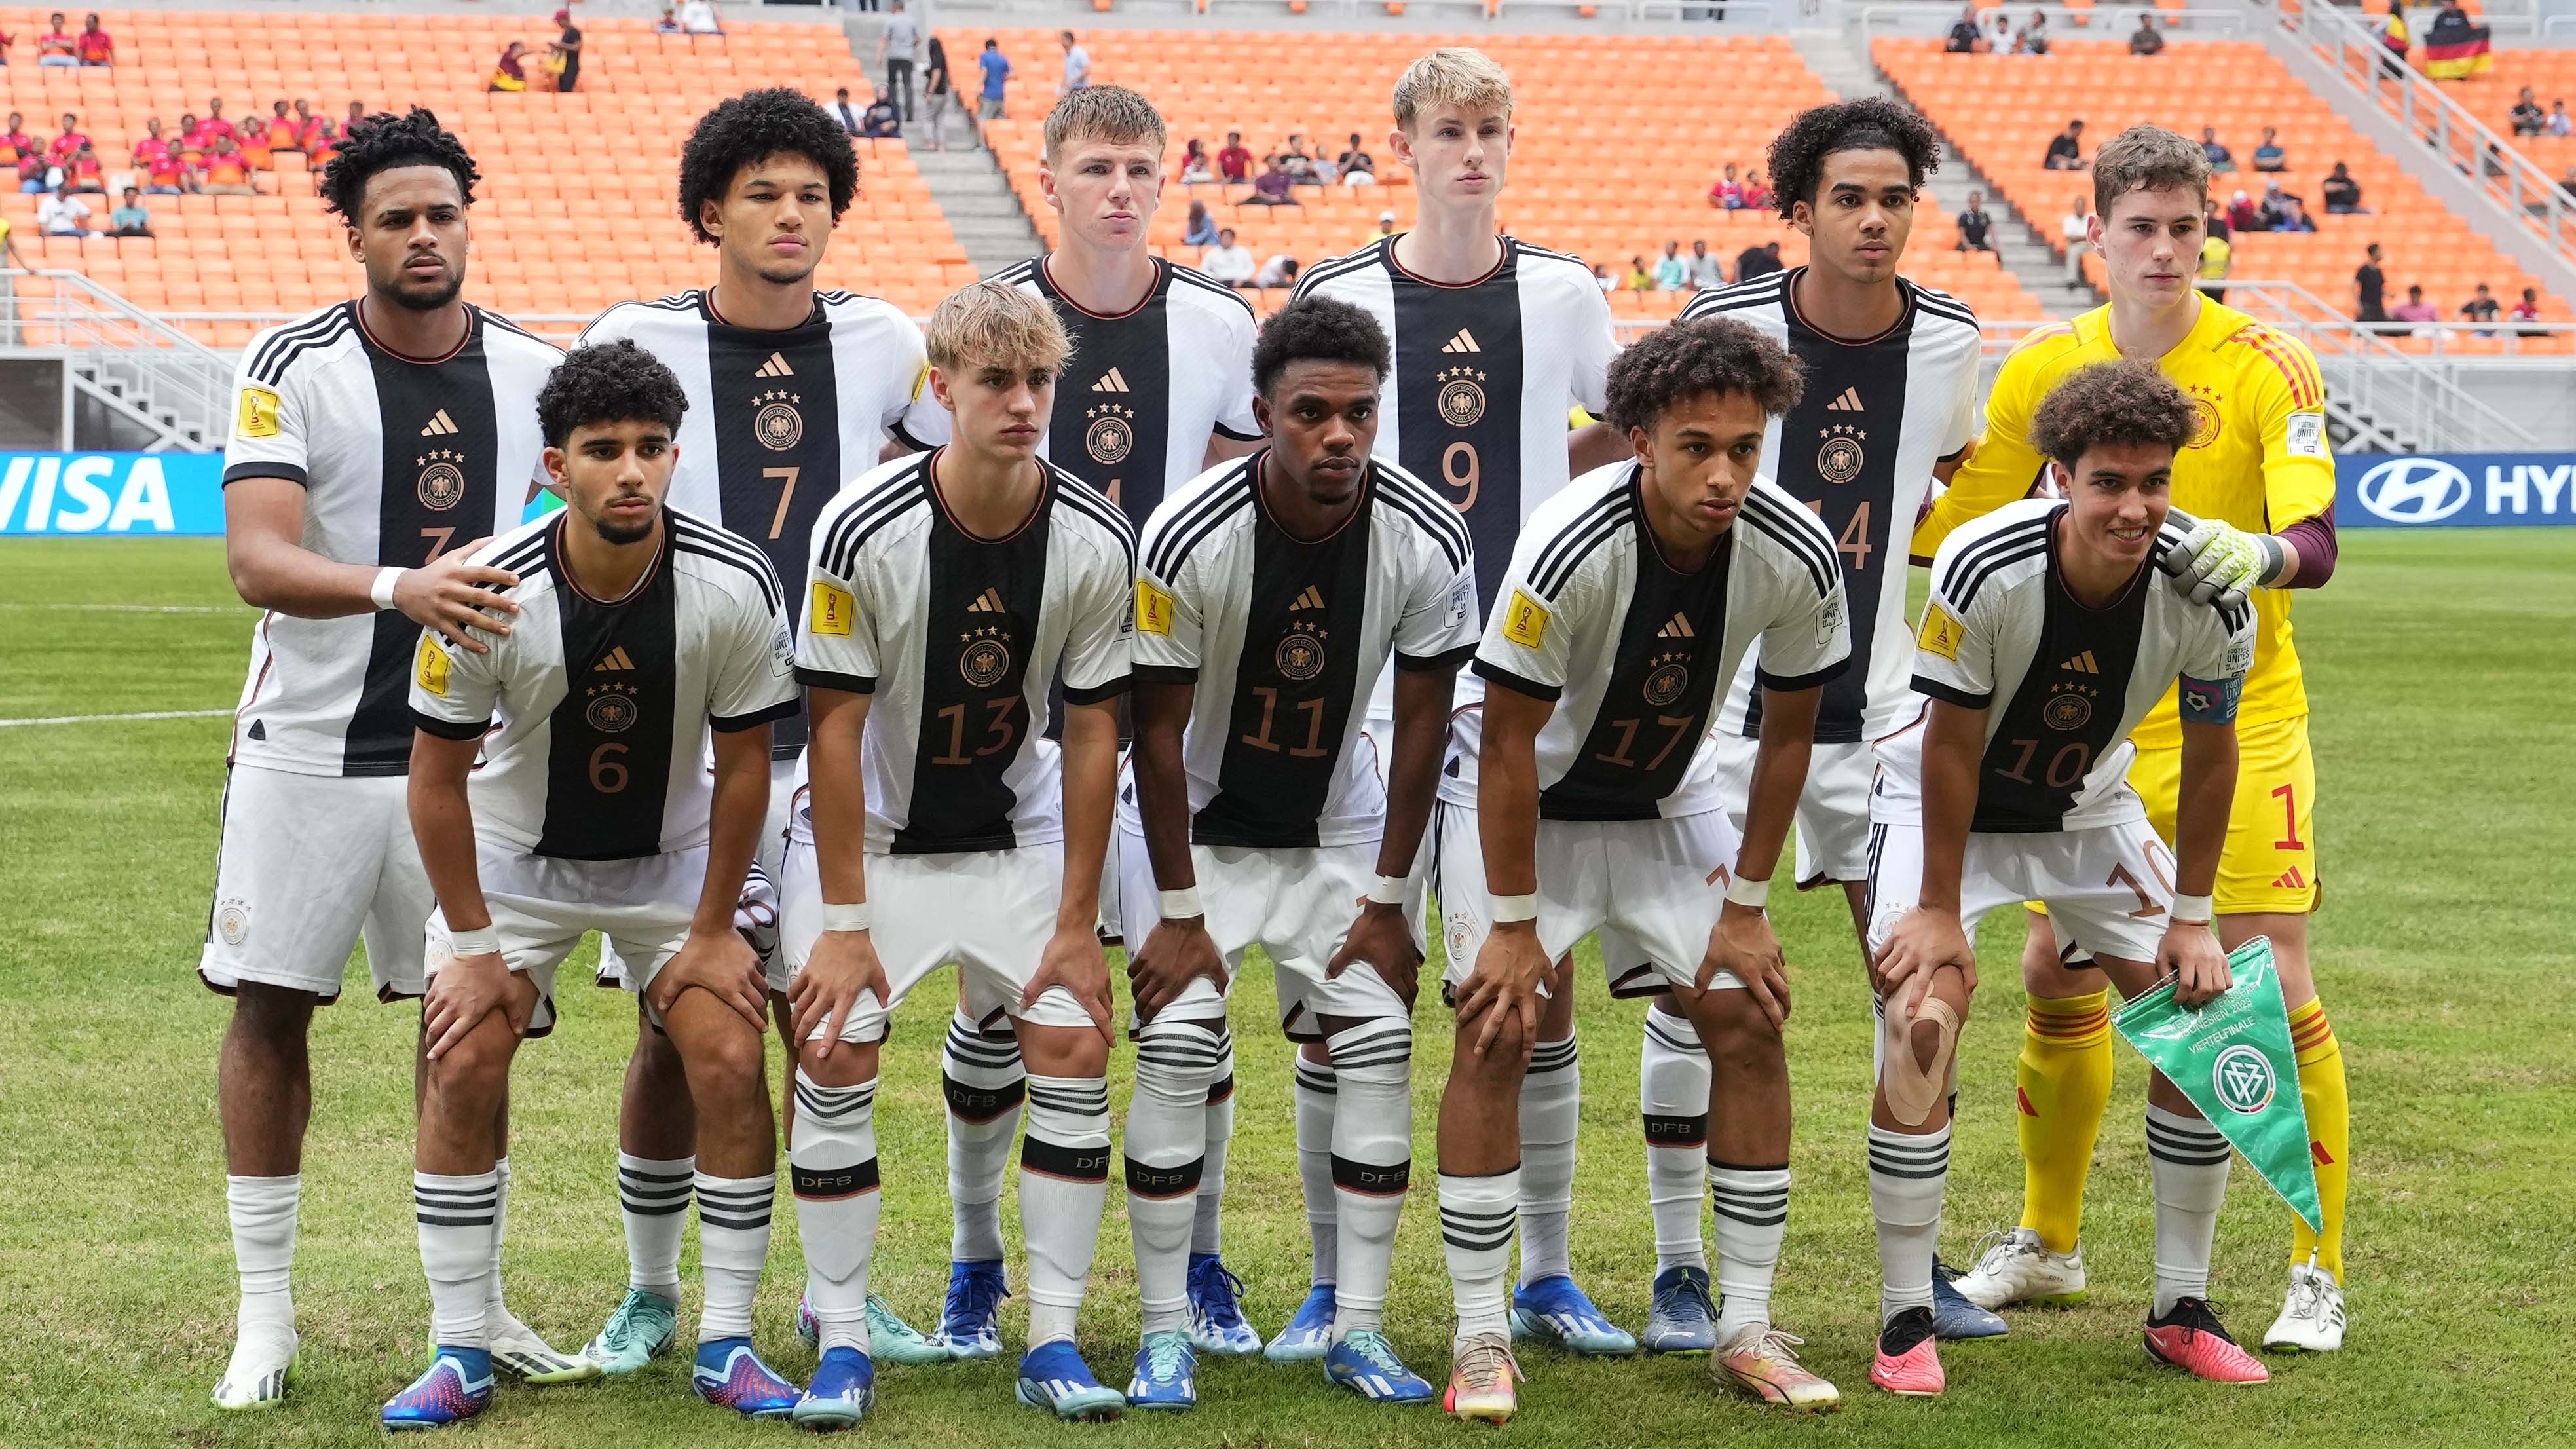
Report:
1709,1161,1791,1339
1867,1123,1951,1323
227,1173,299,1333
1126,1017,1222,1336
791,1071,881,1355
485,1156,515,1327
1294,1053,1339,1288
1639,1009,1713,1274
942,1010,1023,1266
415,1169,499,1349
1193,1043,1237,1258
616,1152,693,1300
1325,1018,1413,1339
1439,1167,1519,1349
694,1171,775,1343
2146,1104,2231,1316
1517,1036,1580,1287
1020,1073,1111,1348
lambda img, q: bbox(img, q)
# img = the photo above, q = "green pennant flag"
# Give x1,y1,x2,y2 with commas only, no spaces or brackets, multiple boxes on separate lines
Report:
2110,936,2323,1232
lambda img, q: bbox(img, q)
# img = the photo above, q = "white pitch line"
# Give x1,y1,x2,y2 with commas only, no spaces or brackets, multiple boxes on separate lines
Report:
0,708,232,728
0,603,251,614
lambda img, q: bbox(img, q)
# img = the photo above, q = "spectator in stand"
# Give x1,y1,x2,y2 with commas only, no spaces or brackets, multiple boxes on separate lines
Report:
548,9,582,93
1654,240,1690,291
37,179,94,235
265,101,301,155
1365,208,1398,249
238,114,274,170
2197,225,2231,304
2045,117,2086,170
2552,100,2574,137
1279,139,1317,188
1203,227,1256,288
831,87,865,136
2258,179,2308,231
291,99,318,148
1244,155,1296,206
201,101,236,145
657,4,683,35
0,27,14,67
1986,9,2013,52
1180,139,1212,183
2015,10,2050,55
861,85,901,140
2511,286,2545,335
109,185,150,237
0,114,35,175
2201,126,2235,172
37,12,77,67
1217,131,1252,185
1688,238,1727,290
2353,242,2389,324
1058,30,1090,97
2322,161,2364,214
490,40,532,94
2390,285,2440,326
2131,14,2166,56
75,12,111,67
2228,187,2262,232
878,1,919,121
680,1,724,36
345,100,367,136
50,113,88,166
2380,0,2411,75
976,37,1010,136
1593,261,1617,292
1337,132,1377,185
1736,238,1783,280
138,121,193,194
2203,195,2230,245
2461,282,2501,335
62,143,103,193
1957,189,1994,252
1184,198,1217,247
2511,87,2546,137
921,36,960,151
2062,192,2090,282
1948,6,1982,54
1708,163,1744,209
1740,170,1772,210
2253,128,2287,172
202,136,257,196
308,119,345,170
14,151,45,195
1255,253,1299,289
1624,255,1654,291
2560,163,2576,201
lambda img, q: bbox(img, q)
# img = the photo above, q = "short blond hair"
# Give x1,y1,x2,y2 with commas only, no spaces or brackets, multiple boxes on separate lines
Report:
926,280,1073,376
1393,47,1513,133
1043,84,1166,164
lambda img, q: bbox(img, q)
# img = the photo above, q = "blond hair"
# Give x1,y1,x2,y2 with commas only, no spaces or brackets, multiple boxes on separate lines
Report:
926,280,1072,376
2091,123,2209,216
1392,47,1513,132
1043,84,1167,164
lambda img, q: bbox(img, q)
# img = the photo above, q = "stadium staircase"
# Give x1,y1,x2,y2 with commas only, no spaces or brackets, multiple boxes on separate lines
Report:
840,9,1046,274
1,268,229,449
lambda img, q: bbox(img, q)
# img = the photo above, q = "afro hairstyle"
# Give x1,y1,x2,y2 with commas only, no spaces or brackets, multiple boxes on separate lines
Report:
1603,314,1804,436
320,108,479,221
2028,359,2200,467
1764,97,1941,221
1251,295,1391,397
677,88,860,246
535,339,692,449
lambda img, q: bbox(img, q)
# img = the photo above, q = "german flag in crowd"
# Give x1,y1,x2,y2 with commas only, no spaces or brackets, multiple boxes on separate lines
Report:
2423,11,2495,80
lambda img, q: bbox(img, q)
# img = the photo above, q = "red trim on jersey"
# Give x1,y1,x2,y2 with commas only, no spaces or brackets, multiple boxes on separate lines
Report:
1039,254,1166,321
1381,234,1511,290
354,298,476,366
550,510,670,606
926,446,1052,544
2232,324,2321,410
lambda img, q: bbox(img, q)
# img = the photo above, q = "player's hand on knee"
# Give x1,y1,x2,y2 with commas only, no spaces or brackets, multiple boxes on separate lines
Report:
649,925,768,1031
1705,901,1793,1029
1459,923,1550,1059
787,927,891,1054
2159,921,2233,1007
1876,907,1976,1021
396,538,522,654
1029,922,1117,1049
424,950,519,1060
1127,916,1228,1025
1326,901,1421,1010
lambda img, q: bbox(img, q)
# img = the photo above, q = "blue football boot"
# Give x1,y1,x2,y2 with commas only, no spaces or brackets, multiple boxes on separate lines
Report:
1510,1274,1639,1356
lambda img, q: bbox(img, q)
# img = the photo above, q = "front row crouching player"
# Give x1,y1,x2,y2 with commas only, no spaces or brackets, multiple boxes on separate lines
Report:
1863,360,2267,1398
783,282,1138,1427
1436,315,1850,1423
1119,297,1477,1409
392,341,804,1428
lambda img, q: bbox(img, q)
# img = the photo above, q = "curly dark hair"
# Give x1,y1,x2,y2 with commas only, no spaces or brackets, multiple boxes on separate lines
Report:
2028,360,2198,466
320,108,479,220
1252,295,1391,398
1764,98,1941,221
677,88,859,246
1603,316,1803,436
536,341,691,449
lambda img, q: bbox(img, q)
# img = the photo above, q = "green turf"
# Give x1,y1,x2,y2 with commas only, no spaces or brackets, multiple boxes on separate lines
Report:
3,532,2571,1447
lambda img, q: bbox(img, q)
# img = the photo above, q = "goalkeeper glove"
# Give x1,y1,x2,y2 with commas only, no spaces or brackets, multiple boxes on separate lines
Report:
2157,510,2287,610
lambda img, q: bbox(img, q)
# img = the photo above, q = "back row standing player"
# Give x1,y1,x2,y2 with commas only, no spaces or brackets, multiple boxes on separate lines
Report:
207,109,589,1410
1288,45,1637,1364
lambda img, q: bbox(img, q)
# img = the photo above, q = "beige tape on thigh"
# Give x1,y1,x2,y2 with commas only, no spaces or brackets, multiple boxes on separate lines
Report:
1884,996,1962,1128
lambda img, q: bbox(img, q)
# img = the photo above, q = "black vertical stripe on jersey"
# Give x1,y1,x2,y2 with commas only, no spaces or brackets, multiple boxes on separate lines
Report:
1971,528,2150,833
1194,463,1377,847
1390,246,1525,613
893,480,1053,854
706,304,843,757
1036,259,1174,531
1540,504,1736,821
536,518,681,859
1744,274,1911,744
348,324,503,776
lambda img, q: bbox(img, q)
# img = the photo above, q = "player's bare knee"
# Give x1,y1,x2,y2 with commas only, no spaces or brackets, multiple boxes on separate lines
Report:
424,1033,513,1116
1020,1023,1107,1080
795,1034,878,1087
1700,988,1782,1055
677,1018,768,1101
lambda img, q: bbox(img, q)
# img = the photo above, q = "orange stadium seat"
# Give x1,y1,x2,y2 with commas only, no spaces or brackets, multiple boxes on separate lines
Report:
1874,37,2565,340
941,27,2047,324
2446,48,2576,186
0,7,965,343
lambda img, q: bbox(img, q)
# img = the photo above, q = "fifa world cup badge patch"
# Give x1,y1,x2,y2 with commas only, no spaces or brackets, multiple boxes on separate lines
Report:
811,582,855,637
415,635,451,696
1501,589,1550,650
1917,602,1964,662
238,386,281,440
1134,579,1175,637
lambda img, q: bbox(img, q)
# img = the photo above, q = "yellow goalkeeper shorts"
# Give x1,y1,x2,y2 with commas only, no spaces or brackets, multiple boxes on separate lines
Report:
2026,714,2320,921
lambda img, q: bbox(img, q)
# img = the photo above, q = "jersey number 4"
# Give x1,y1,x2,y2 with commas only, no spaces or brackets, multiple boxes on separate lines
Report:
1801,499,1875,573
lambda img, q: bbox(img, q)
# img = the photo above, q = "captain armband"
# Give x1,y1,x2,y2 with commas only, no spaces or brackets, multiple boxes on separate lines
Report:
2176,672,2243,725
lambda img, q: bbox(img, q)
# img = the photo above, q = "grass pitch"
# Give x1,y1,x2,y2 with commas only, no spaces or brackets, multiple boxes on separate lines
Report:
2,532,2571,1448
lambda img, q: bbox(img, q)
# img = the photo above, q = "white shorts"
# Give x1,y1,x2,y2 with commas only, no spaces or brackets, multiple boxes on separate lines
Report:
779,837,1096,1044
1435,802,1745,1000
425,844,707,1038
1862,817,2179,967
199,764,432,1002
1713,730,1873,888
1115,822,1413,1040
597,755,798,995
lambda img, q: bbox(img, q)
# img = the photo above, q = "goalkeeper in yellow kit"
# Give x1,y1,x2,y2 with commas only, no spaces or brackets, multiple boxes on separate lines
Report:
1915,125,2350,1355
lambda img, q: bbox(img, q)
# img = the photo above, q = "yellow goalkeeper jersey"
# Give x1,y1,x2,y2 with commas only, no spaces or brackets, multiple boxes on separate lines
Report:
1916,297,2336,749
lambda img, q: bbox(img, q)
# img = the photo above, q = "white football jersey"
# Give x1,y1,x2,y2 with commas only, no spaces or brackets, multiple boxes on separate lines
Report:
901,257,1261,529
1128,450,1478,848
1684,269,1983,743
796,451,1134,854
1469,461,1850,821
407,507,798,857
1876,499,2257,833
221,301,559,776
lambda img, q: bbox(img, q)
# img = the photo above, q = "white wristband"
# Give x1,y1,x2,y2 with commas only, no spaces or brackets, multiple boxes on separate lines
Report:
447,924,501,957
1159,886,1204,920
821,901,872,932
370,565,405,611
1366,874,1409,907
1489,892,1538,924
2170,893,2214,925
1724,873,1772,910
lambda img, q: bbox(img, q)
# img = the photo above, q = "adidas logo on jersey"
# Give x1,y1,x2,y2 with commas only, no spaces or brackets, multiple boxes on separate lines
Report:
1825,388,1865,413
1656,612,1695,639
1290,586,1326,611
967,587,1007,614
1092,368,1130,393
755,352,794,379
594,647,637,672
1440,329,1482,354
2061,651,2100,674
2273,866,2309,890
419,409,458,437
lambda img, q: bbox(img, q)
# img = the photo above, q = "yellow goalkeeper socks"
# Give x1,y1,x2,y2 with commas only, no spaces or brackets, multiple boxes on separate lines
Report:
2287,998,2349,1284
2016,990,2113,1254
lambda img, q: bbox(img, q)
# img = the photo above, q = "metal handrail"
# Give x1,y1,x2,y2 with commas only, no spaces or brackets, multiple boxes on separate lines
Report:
1,269,235,447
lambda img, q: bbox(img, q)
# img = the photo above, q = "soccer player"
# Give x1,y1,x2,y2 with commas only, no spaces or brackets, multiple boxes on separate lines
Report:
899,84,1267,1363
1437,316,1848,1422
1655,99,1990,1350
782,282,1136,1425
1927,126,2350,1353
205,108,579,1412
572,86,946,1376
1866,360,2267,1394
391,341,802,1427
1117,297,1476,1408
1288,46,1633,1363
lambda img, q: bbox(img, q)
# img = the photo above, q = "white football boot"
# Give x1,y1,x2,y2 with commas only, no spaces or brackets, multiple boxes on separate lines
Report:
1951,1228,2087,1311
2262,1261,2346,1352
